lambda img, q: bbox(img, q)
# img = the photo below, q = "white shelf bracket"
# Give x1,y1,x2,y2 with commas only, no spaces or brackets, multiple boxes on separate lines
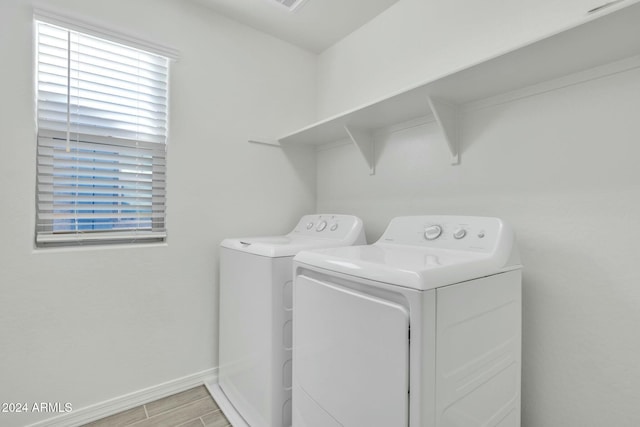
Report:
427,96,460,165
344,125,375,175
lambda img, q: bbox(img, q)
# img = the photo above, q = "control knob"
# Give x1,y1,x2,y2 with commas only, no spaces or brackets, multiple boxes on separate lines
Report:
316,221,327,232
453,228,467,239
424,225,442,240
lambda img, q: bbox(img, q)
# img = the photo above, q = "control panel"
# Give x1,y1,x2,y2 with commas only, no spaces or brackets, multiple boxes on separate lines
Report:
379,215,508,253
290,214,364,242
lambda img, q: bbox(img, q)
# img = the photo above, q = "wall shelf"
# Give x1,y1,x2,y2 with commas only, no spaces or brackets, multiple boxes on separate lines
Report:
252,0,640,172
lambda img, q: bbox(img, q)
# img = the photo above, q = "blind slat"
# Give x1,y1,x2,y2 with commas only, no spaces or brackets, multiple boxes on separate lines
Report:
36,162,165,177
37,86,167,111
37,174,165,187
37,23,169,65
38,54,168,89
36,20,169,246
38,147,166,166
38,69,168,103
40,194,155,203
36,230,167,245
39,204,165,213
39,212,166,220
38,120,166,144
38,184,166,197
38,132,166,152
38,105,165,130
38,138,163,153
38,36,169,74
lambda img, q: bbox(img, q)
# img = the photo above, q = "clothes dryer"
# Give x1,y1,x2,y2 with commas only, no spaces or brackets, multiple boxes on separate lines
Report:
207,214,365,427
292,215,522,427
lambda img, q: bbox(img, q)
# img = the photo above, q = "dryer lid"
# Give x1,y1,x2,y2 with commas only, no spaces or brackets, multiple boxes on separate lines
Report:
294,216,521,290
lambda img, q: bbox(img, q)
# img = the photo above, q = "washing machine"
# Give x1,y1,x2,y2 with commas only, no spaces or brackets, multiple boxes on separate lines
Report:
207,214,366,427
292,215,522,427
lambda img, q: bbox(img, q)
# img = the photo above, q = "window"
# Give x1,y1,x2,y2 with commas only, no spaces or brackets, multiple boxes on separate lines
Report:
35,19,169,246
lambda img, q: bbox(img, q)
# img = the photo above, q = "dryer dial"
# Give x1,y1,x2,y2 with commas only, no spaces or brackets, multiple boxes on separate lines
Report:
453,228,467,239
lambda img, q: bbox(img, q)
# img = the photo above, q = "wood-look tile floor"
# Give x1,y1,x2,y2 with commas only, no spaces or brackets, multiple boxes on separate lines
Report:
82,386,231,427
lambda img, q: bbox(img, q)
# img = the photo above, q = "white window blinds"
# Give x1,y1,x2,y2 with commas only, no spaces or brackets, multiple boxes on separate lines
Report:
35,20,169,246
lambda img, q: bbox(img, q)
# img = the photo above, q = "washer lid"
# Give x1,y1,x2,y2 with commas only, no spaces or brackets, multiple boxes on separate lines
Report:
221,235,349,258
220,214,366,258
294,244,518,290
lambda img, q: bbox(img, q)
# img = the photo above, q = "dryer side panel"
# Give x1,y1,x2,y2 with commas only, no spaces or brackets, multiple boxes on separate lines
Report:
435,270,522,427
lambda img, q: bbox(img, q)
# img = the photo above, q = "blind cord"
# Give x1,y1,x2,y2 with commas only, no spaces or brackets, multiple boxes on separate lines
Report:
66,30,71,153
73,32,79,232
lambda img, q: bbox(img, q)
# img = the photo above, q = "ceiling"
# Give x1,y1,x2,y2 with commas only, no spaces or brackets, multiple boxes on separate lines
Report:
191,0,402,53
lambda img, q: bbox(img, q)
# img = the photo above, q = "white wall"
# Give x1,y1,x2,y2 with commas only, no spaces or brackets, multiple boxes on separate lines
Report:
316,0,640,426
0,0,316,425
317,0,610,117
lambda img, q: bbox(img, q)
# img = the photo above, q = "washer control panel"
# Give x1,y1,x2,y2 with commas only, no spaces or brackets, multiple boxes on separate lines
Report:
291,214,364,242
380,215,507,253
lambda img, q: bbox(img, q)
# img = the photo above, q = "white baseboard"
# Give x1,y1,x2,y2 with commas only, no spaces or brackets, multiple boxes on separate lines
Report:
26,368,218,427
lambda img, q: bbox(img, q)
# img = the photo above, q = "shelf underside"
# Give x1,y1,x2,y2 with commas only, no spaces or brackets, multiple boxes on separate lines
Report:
278,1,640,147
